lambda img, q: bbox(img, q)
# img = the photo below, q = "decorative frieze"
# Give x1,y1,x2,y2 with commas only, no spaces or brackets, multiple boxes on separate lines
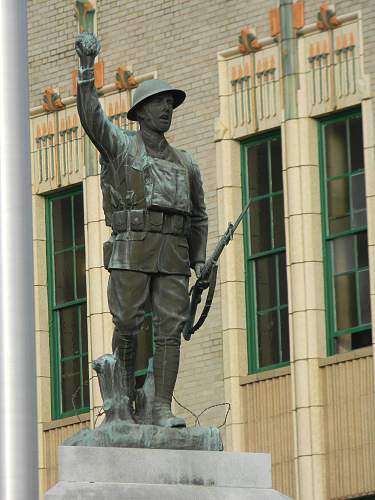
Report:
226,42,281,138
31,108,84,193
219,9,366,139
238,27,261,54
317,3,340,31
334,32,356,98
35,122,56,184
102,91,137,132
303,20,364,115
255,55,278,122
115,67,138,91
57,113,82,181
42,88,65,113
308,39,330,106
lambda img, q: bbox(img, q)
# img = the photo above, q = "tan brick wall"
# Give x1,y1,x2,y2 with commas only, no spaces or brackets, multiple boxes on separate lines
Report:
27,1,77,108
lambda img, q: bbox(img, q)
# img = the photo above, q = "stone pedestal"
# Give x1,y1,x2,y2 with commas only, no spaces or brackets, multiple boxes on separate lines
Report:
45,446,292,499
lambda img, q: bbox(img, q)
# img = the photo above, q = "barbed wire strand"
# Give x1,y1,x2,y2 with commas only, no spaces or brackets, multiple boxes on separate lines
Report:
172,394,201,426
72,377,231,430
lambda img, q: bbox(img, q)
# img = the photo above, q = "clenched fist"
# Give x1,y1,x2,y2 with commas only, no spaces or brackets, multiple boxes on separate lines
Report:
75,32,101,67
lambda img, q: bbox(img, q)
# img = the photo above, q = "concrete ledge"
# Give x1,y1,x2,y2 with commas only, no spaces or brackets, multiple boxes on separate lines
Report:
58,446,271,489
45,446,293,500
46,481,292,500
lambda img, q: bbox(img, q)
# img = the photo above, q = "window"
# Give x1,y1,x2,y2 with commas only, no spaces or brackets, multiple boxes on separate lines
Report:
319,110,371,355
46,188,89,419
241,131,289,372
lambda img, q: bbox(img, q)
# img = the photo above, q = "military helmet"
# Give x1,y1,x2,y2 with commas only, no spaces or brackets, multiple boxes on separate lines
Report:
127,79,186,121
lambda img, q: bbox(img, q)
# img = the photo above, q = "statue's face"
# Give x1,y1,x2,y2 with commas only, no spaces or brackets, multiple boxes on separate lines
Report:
137,93,174,133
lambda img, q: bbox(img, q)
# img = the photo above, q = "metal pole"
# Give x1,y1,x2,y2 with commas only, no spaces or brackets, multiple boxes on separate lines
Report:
0,1,39,499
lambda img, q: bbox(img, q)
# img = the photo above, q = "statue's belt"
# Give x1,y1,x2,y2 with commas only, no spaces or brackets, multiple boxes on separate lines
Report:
111,209,190,236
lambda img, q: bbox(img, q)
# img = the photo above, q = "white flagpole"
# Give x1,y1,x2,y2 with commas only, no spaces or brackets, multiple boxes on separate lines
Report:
0,1,38,499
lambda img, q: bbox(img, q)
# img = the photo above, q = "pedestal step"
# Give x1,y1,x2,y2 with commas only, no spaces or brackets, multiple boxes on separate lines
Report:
45,446,292,500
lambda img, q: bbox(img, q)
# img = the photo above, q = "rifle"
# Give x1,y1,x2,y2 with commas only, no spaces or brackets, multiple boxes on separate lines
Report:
182,198,251,341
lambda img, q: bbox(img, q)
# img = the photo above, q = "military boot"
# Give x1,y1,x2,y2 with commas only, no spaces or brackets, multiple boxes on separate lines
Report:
152,337,186,428
116,332,138,419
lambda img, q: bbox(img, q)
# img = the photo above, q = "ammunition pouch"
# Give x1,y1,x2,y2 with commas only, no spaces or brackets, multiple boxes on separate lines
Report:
103,238,114,270
111,209,190,237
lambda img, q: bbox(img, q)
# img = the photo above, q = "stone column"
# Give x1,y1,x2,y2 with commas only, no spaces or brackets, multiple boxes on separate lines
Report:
0,1,38,498
215,54,248,451
280,1,327,499
362,97,375,412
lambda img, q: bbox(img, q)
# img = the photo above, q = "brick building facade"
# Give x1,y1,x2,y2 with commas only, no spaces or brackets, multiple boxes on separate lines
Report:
28,1,375,499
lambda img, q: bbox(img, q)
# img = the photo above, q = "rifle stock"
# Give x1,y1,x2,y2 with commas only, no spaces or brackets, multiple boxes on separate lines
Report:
182,198,251,340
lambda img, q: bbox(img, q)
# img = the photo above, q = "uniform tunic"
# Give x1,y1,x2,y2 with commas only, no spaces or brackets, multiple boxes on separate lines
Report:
77,77,208,277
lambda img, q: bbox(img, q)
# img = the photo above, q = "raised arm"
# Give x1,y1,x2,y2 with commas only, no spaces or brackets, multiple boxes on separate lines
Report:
75,32,128,160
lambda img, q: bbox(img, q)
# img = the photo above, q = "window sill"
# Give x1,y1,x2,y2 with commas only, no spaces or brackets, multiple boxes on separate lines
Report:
42,412,90,431
319,345,373,368
240,365,291,386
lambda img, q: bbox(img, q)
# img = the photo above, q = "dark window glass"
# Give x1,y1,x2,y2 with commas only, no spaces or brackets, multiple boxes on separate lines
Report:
60,307,80,358
332,236,355,273
352,209,367,229
76,248,86,298
281,308,290,362
271,138,283,192
325,121,348,178
272,195,285,247
53,197,72,251
255,256,277,311
61,358,81,413
74,193,85,246
351,173,366,211
244,132,289,371
248,143,269,198
250,198,271,253
81,304,88,354
350,117,364,171
335,273,357,330
335,330,372,353
328,177,350,234
357,232,368,268
82,355,90,407
278,253,288,304
258,311,279,367
54,251,74,304
47,188,89,419
359,270,370,324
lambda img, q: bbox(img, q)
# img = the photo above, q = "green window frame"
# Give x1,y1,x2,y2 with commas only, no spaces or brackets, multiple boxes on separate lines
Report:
241,130,290,373
46,187,89,419
319,109,371,355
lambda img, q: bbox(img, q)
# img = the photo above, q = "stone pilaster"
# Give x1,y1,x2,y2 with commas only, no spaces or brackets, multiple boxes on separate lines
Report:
280,2,327,499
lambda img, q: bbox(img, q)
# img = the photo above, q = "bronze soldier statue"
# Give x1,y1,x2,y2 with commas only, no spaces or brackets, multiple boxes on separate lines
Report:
75,32,208,428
